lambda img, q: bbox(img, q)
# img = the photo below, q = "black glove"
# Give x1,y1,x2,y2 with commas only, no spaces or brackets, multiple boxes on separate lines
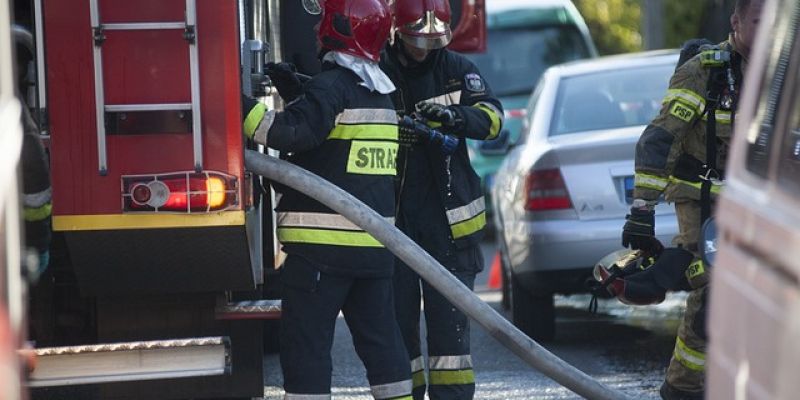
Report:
416,102,464,132
622,206,661,253
265,62,304,103
398,116,422,146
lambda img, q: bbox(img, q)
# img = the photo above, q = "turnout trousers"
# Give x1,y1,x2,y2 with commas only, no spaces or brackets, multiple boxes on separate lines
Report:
394,211,483,400
280,255,412,400
663,201,708,399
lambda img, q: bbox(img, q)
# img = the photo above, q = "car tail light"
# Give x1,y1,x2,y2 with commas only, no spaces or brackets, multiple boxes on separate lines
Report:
122,171,238,213
524,169,572,211
504,108,527,119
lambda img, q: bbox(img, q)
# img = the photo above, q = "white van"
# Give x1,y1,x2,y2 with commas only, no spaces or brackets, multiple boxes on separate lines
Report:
707,0,800,398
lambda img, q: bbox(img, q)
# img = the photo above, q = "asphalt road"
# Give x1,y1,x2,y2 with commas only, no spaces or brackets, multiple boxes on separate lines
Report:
263,241,685,399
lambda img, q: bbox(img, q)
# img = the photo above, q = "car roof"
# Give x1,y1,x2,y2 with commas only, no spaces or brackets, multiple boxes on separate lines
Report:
548,50,679,78
486,0,584,28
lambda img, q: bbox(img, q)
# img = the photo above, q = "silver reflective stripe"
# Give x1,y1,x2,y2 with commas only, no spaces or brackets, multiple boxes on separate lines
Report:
284,394,331,400
23,187,52,208
429,355,473,370
335,108,397,125
254,109,276,146
411,356,425,372
278,212,394,231
446,197,485,225
371,379,412,399
419,90,462,107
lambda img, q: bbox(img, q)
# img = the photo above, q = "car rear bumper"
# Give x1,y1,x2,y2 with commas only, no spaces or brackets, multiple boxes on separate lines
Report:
505,214,679,293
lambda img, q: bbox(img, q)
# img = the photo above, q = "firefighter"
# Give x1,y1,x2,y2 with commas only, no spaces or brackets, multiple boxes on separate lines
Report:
619,1,764,398
379,1,503,398
19,102,51,280
242,0,412,398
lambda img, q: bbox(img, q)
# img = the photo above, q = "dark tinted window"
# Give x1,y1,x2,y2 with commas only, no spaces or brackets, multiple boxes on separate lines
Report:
466,27,591,97
550,62,675,136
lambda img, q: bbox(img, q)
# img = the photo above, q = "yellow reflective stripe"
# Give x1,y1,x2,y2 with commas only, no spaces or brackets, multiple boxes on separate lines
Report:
669,101,696,122
243,102,266,138
669,176,723,195
411,370,426,389
428,369,475,386
328,124,398,141
685,259,706,280
663,89,705,112
450,212,486,239
346,141,398,175
24,203,52,222
277,227,383,247
674,337,705,371
278,212,394,231
474,103,501,139
53,211,245,231
391,397,413,400
635,173,669,191
702,110,732,124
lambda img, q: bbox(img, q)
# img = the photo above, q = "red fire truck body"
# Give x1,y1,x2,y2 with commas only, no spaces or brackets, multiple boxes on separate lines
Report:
10,0,486,398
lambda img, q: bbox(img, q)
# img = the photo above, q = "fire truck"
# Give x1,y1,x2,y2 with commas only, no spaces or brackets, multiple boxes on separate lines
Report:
8,0,485,398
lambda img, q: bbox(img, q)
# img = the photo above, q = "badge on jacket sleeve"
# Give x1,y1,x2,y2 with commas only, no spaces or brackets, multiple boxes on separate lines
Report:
464,73,485,92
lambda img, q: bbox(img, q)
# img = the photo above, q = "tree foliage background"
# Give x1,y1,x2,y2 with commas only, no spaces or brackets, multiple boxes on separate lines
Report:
571,0,736,55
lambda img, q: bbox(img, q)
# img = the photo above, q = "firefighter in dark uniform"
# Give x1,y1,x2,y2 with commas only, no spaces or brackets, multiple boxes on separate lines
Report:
617,1,764,398
242,0,412,398
379,1,503,398
20,103,52,279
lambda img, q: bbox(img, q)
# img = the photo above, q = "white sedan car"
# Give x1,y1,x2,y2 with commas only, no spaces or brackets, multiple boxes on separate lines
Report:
490,50,681,340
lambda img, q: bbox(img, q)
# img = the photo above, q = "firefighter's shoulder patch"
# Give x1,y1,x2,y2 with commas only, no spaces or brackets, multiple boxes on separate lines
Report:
464,73,485,92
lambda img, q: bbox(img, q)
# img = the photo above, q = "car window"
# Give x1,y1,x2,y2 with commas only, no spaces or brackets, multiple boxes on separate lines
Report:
776,33,800,197
745,4,799,178
466,27,590,97
520,78,545,142
549,62,674,136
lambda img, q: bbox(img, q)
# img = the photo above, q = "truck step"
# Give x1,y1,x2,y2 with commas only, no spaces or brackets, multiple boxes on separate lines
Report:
215,299,282,320
28,336,230,387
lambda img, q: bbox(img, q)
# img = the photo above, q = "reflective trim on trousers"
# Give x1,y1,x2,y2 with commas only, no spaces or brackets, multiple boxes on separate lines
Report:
24,202,52,222
371,379,413,400
429,355,473,370
277,227,383,247
673,337,705,371
23,187,52,208
284,393,331,400
428,369,475,386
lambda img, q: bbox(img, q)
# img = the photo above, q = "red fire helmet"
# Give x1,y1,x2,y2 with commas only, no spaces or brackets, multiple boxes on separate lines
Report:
392,0,452,50
317,0,393,62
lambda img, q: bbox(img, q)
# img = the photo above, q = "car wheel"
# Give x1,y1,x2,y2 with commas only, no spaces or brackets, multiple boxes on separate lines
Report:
511,274,555,341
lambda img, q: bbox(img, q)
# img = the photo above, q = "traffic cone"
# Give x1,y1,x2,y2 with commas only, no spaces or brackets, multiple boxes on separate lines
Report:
487,251,502,290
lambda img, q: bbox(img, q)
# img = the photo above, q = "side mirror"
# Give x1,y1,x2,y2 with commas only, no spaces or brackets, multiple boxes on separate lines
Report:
479,129,515,156
699,217,718,268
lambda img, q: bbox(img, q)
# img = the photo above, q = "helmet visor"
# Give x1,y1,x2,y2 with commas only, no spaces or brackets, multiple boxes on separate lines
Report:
397,10,452,49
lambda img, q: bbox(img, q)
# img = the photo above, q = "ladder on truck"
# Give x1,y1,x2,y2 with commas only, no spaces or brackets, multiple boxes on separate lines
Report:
89,0,203,175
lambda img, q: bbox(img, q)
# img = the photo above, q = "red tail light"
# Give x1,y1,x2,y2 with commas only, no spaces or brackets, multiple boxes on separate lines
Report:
122,171,238,213
504,108,527,119
524,169,572,211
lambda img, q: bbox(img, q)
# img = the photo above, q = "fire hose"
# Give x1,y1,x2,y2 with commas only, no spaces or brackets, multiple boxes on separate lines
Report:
245,150,632,400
